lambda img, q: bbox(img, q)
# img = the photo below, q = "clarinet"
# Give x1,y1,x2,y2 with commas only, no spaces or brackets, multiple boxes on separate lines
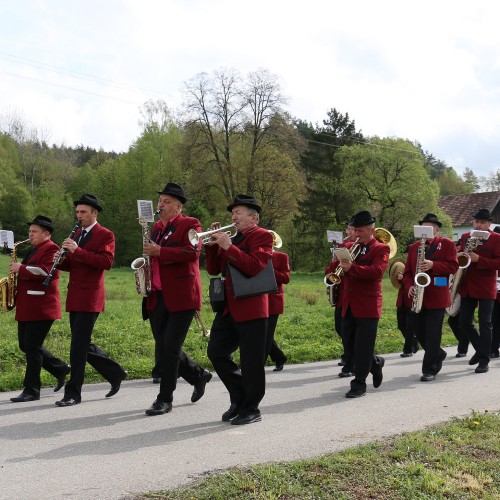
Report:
42,221,81,287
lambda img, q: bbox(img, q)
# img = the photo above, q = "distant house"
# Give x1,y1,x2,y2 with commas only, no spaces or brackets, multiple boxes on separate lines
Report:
438,191,500,241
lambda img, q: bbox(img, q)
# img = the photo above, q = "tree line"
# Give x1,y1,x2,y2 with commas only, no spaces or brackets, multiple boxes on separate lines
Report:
0,67,492,270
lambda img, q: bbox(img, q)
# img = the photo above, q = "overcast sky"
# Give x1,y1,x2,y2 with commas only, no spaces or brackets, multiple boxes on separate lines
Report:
1,0,499,178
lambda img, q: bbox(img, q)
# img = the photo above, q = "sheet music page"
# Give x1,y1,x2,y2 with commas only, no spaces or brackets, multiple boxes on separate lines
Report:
137,200,154,223
26,266,49,277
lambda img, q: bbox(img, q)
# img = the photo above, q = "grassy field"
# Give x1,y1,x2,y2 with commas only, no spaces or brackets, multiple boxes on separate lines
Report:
0,253,459,392
134,410,500,499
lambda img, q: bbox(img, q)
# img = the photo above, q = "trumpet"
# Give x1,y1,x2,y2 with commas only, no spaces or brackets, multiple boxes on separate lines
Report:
324,238,361,287
188,223,237,246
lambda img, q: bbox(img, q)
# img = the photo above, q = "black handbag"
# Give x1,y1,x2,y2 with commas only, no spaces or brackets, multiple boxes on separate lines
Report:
228,260,277,299
209,277,226,312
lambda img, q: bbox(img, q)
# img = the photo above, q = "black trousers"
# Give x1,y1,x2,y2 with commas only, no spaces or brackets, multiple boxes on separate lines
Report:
64,312,126,401
148,291,205,403
492,301,500,355
17,320,68,397
447,313,469,354
397,305,418,354
265,314,287,364
207,313,267,416
412,308,447,375
459,296,494,365
341,308,383,392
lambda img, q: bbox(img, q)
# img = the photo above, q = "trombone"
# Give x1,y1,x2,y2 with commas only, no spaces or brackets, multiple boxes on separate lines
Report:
188,223,237,246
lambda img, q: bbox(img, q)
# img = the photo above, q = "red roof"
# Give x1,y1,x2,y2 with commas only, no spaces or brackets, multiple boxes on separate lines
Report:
438,191,500,226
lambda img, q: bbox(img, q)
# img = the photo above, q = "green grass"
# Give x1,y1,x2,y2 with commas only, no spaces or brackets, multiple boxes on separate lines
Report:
134,410,500,499
0,254,458,391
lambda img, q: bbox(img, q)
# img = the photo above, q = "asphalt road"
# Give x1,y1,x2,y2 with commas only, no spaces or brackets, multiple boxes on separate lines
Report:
1,347,499,500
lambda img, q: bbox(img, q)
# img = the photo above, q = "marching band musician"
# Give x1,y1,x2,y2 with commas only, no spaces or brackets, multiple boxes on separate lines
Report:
265,231,290,372
403,213,458,382
9,216,70,403
457,209,500,374
55,194,127,406
334,211,388,398
142,183,212,416
325,223,355,372
205,194,273,425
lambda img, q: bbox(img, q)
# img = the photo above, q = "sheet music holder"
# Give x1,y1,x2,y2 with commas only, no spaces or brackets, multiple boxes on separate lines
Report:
137,200,155,223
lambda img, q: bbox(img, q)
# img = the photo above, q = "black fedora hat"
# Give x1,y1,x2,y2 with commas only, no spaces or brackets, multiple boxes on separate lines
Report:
227,194,261,213
473,208,492,221
26,215,54,233
73,194,103,212
157,182,187,204
348,210,376,227
419,213,442,228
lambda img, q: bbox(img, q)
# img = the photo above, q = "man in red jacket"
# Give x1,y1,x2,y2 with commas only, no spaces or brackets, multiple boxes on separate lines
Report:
403,213,458,382
457,208,500,373
9,216,70,403
333,211,389,398
55,195,127,406
265,231,290,371
206,195,273,425
142,183,212,416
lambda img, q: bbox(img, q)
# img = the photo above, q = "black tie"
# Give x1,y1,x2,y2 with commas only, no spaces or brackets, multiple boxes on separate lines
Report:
78,229,87,245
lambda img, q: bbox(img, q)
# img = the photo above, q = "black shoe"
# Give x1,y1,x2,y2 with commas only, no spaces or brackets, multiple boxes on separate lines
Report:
152,377,161,384
436,351,447,374
222,404,239,422
145,400,172,416
54,365,71,392
273,363,284,372
231,411,261,425
475,363,489,374
191,370,212,403
420,373,435,382
490,351,499,359
400,352,413,358
338,371,354,378
55,397,80,407
105,370,128,398
345,389,365,398
10,392,40,403
372,357,385,388
337,360,346,366
455,352,467,358
468,353,479,365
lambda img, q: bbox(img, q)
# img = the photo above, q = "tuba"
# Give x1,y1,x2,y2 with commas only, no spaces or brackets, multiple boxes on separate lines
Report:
0,238,30,311
131,207,162,297
446,229,489,316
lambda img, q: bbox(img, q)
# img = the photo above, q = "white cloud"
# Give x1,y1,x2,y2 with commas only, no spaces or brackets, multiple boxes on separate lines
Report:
1,0,500,176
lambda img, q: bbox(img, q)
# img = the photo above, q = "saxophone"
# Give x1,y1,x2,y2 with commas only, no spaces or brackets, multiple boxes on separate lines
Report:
411,237,431,313
131,208,162,296
446,230,489,316
0,238,30,311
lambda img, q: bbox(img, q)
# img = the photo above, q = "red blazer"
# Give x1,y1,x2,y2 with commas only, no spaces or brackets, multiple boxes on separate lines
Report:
205,225,273,322
146,215,202,312
15,239,61,322
335,238,390,318
403,236,458,309
268,251,290,316
458,230,500,300
59,223,115,312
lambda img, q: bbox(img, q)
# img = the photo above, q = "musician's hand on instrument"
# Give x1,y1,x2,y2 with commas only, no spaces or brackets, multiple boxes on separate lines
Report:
9,262,21,273
211,231,232,250
420,259,433,272
210,222,221,230
408,285,415,298
397,272,403,281
469,251,479,263
62,238,78,254
339,259,352,272
143,242,161,257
